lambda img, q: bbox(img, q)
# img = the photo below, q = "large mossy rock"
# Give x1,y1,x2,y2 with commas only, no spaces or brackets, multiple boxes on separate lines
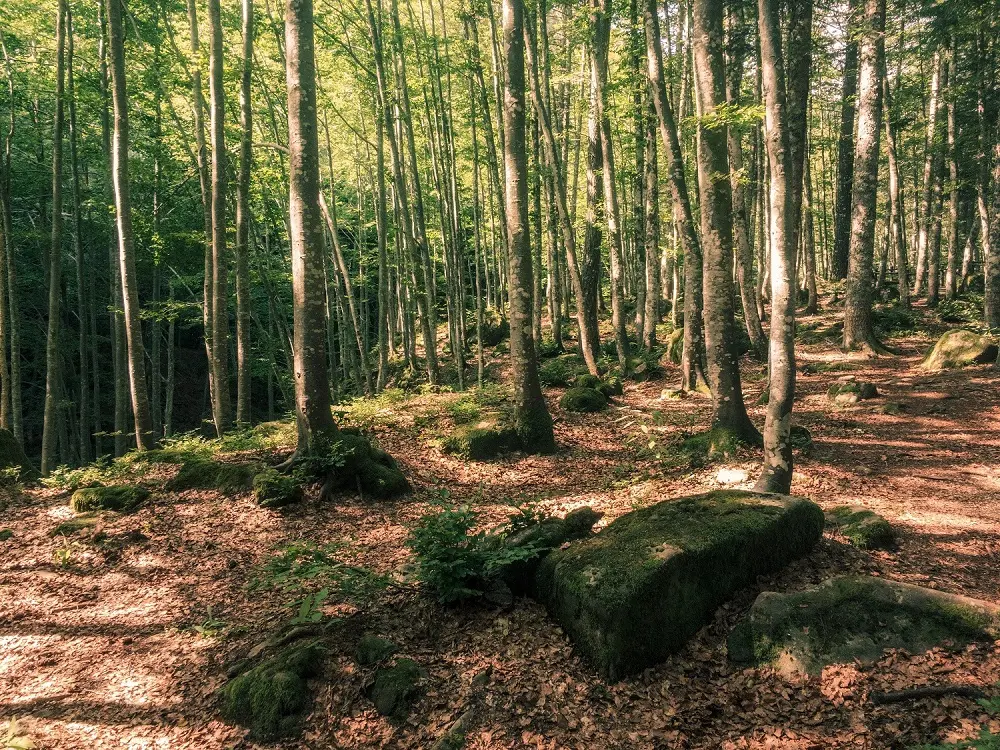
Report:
559,387,607,413
921,329,999,370
219,641,324,740
827,506,895,550
536,491,824,680
166,458,262,493
0,428,36,479
366,658,425,720
728,576,999,676
70,485,150,513
252,469,304,508
572,374,623,399
442,416,522,460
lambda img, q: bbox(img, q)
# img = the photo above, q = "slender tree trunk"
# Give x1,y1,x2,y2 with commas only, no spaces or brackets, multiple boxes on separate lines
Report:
642,99,659,350
691,0,758,441
832,0,859,280
913,50,943,299
108,0,156,449
235,0,254,423
803,150,819,314
0,41,11,433
944,46,960,301
41,0,67,476
0,38,18,443
503,0,555,453
842,0,887,352
882,63,910,308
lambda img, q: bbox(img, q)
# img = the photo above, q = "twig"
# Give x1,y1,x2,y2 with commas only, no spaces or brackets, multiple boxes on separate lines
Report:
870,685,986,705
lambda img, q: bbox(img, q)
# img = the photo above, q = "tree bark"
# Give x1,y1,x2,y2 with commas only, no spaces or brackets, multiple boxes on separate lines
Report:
882,62,910,308
913,50,943,299
832,0,860,280
235,0,254,423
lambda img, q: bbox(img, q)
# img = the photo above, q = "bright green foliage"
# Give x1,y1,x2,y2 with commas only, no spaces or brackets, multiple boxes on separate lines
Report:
921,330,999,370
252,469,304,508
536,491,824,680
828,506,895,549
166,458,263,493
70,485,150,513
218,641,324,739
728,576,998,676
559,387,607,413
407,502,541,603
367,658,425,719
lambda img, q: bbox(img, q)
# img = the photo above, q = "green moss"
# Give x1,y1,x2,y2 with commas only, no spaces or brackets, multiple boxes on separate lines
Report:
666,329,684,365
0,529,12,541
922,329,999,370
827,380,877,405
443,417,522,460
318,434,409,499
679,427,747,465
367,658,425,720
252,469,304,509
166,459,263,493
574,374,623,399
882,401,905,415
559,387,607,413
789,425,813,456
355,635,398,667
538,354,587,387
729,576,998,675
828,506,895,550
70,485,150,513
219,641,324,740
536,491,824,680
51,513,101,536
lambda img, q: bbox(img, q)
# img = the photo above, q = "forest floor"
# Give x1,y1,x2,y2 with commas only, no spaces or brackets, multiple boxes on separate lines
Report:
2,299,1000,749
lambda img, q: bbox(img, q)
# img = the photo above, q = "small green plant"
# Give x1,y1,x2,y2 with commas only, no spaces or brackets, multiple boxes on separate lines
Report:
447,397,482,425
406,500,541,603
290,589,330,624
191,605,227,638
53,537,78,568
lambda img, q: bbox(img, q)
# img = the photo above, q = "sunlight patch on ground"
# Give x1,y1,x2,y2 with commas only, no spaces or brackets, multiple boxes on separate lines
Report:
897,510,988,531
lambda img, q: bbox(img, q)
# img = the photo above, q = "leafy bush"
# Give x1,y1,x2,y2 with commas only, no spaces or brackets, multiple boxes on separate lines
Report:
873,305,917,337
406,502,541,603
447,396,482,425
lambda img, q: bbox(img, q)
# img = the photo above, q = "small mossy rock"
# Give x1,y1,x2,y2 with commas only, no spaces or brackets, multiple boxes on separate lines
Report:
666,328,684,365
51,512,101,536
356,635,398,667
219,641,324,740
442,416,522,461
573,374,622,399
497,507,603,594
559,387,607,413
0,428,36,479
71,485,150,513
367,658,425,720
476,310,510,347
535,490,824,680
252,469,303,508
727,576,999,676
826,380,877,405
0,529,12,541
789,425,813,456
167,459,262,493
921,329,999,370
827,506,895,550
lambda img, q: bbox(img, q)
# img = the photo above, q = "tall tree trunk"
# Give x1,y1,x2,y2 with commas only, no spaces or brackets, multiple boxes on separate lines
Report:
842,0,887,352
235,0,254,423
944,45,960,302
691,0,758,442
41,0,67,476
913,50,943,299
803,149,819,314
108,0,156,449
286,0,338,453
882,62,910,308
0,38,19,442
503,0,555,453
208,0,232,434
832,0,859,280
642,98,659,350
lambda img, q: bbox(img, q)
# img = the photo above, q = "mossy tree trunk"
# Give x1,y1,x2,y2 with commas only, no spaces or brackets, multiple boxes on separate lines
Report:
691,0,758,443
503,0,554,454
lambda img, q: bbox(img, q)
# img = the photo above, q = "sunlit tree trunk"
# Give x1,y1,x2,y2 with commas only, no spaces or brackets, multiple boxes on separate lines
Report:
503,0,555,453
642,99,659,350
235,0,254,424
0,39,18,442
832,0,859,280
108,0,156,450
944,45,960,302
882,62,910,308
913,49,942,299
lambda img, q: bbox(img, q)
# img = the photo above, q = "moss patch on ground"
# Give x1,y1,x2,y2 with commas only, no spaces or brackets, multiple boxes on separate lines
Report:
51,512,101,536
218,640,324,740
572,374,623,399
166,459,263,494
827,506,895,550
921,329,999,370
252,469,303,508
366,658,425,720
70,486,150,513
535,490,824,680
538,354,588,387
559,387,607,413
827,380,878,405
442,416,522,460
728,576,999,675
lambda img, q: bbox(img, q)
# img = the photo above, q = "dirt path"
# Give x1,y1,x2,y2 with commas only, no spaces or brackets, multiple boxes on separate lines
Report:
2,322,999,749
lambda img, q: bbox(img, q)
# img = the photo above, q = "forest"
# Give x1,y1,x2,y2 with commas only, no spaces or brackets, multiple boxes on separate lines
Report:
1,0,1000,744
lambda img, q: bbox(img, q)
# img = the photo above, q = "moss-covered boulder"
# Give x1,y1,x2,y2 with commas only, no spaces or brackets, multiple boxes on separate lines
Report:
677,427,756,467
442,416,522,460
476,309,510,347
166,458,262,493
219,640,324,740
51,512,101,536
666,328,684,365
573,374,622,399
70,485,150,513
826,380,878,405
559,387,607,413
367,658,425,720
921,329,998,370
355,635,398,667
0,428,36,479
536,491,824,680
252,469,303,508
728,576,999,676
827,506,895,550
538,354,588,387
496,506,603,594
